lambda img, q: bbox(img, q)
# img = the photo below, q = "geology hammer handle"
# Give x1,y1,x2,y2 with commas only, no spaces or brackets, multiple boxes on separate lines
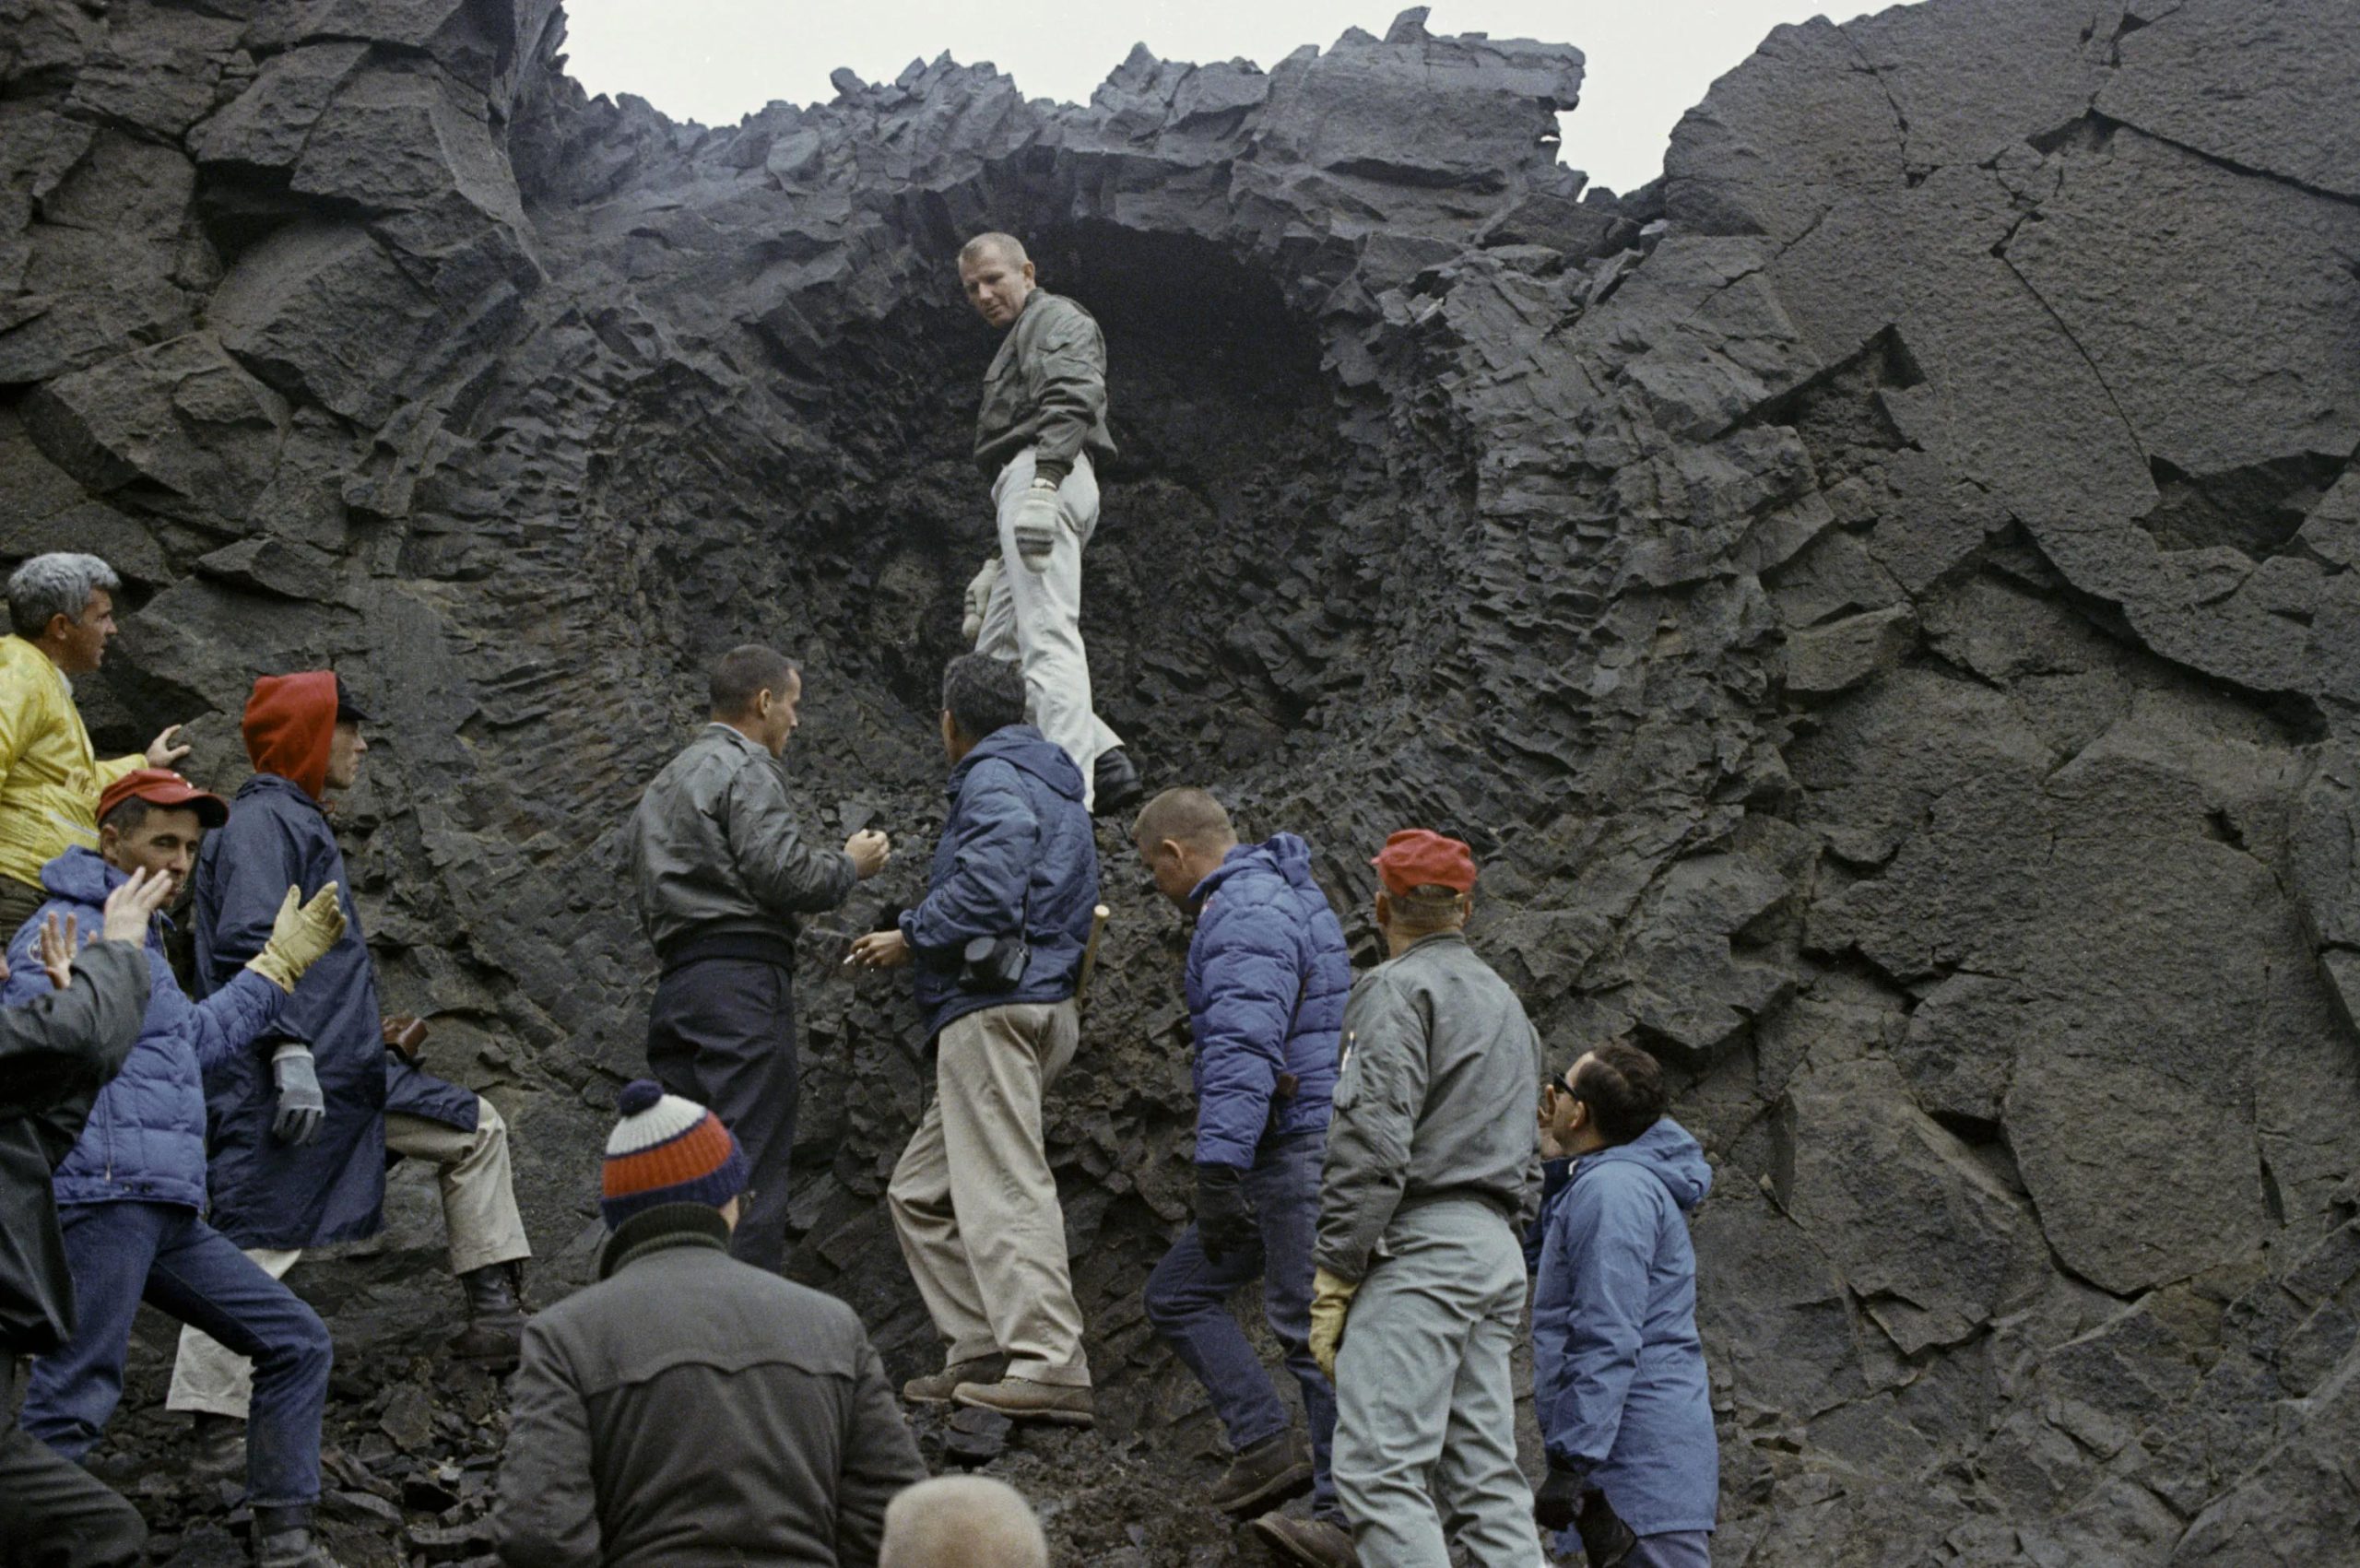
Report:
1075,904,1112,1012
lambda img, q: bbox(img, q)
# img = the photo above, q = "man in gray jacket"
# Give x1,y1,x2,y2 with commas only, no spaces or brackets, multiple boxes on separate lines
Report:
494,1079,925,1568
1306,831,1545,1568
623,645,889,1272
958,231,1138,815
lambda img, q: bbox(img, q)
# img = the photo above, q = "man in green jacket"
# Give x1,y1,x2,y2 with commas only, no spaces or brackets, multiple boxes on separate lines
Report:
493,1079,924,1568
958,231,1139,815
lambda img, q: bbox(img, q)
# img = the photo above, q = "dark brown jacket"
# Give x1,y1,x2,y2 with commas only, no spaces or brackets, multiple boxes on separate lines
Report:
493,1205,925,1568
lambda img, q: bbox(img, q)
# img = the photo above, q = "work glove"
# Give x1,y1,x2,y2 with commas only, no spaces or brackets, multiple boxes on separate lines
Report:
270,1045,326,1146
1308,1267,1359,1380
1574,1485,1638,1567
1011,479,1060,572
1532,1457,1591,1533
244,884,347,994
1195,1163,1257,1266
961,556,1000,643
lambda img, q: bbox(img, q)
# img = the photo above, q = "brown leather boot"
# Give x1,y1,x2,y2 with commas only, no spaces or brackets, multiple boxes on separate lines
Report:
1209,1428,1315,1515
1252,1513,1360,1568
902,1355,1006,1405
448,1261,527,1364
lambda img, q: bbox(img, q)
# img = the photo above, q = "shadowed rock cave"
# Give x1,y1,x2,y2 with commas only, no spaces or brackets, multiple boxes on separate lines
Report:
4,0,2359,1562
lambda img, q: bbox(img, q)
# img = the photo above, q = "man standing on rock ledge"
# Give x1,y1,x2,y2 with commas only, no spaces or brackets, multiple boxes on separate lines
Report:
626,644,890,1274
958,230,1140,817
1308,830,1545,1568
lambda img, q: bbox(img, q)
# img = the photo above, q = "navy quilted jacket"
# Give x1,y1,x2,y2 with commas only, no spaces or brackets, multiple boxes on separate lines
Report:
0,848,284,1212
1185,834,1351,1169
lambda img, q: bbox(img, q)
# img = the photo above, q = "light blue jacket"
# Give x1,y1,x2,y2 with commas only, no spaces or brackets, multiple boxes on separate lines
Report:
1532,1116,1718,1536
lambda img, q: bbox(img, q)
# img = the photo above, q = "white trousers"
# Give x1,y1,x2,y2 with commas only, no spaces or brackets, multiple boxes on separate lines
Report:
166,1098,530,1418
975,448,1121,806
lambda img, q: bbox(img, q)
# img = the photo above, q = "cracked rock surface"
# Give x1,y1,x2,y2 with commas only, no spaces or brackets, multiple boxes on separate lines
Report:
4,0,2357,1562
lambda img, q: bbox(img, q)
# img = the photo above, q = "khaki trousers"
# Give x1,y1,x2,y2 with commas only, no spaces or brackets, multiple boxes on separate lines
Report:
167,1099,530,1418
887,1000,1090,1387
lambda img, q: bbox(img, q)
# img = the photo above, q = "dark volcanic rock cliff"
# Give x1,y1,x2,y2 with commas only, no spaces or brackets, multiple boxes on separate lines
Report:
5,0,2359,1562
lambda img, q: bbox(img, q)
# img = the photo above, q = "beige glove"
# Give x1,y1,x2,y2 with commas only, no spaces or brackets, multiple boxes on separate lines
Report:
245,883,348,994
1011,480,1060,571
962,556,1001,643
1309,1267,1361,1380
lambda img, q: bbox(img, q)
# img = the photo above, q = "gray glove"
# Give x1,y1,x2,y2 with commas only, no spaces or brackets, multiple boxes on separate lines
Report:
1012,480,1060,571
270,1045,325,1146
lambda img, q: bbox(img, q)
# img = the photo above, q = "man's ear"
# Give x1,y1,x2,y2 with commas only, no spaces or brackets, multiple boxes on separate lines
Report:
1374,890,1394,927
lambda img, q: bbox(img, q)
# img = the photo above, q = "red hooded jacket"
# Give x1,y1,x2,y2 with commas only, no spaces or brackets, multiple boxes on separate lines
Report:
242,672,336,801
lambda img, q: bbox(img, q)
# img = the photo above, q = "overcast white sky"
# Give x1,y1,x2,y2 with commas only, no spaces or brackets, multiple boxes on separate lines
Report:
559,1,1894,195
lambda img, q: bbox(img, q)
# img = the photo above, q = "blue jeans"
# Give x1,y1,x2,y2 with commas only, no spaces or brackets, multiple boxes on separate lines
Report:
22,1202,330,1507
1143,1130,1338,1519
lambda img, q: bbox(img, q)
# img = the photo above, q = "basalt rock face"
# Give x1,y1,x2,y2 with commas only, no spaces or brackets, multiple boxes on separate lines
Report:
5,0,2359,1562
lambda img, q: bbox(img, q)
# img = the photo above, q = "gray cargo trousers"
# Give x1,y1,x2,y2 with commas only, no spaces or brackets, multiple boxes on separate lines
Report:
1333,1197,1544,1568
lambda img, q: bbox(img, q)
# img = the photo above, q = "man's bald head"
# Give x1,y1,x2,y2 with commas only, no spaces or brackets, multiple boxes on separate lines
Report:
879,1476,1047,1568
1132,786,1234,853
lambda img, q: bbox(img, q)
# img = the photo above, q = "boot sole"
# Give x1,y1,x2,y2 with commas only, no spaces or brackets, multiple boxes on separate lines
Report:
950,1392,1096,1426
1214,1459,1316,1515
1250,1515,1354,1568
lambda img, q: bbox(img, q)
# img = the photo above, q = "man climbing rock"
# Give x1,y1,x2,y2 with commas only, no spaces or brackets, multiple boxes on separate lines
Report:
0,869,169,1567
957,230,1139,815
493,1080,923,1568
624,644,890,1273
1309,831,1545,1568
852,654,1100,1425
1129,787,1357,1567
169,672,535,1475
1530,1042,1717,1568
5,771,348,1568
0,553,191,936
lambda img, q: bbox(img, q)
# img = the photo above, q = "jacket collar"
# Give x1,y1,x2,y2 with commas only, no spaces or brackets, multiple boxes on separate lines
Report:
597,1202,733,1280
237,772,325,819
946,724,1083,803
703,722,767,758
1398,929,1469,960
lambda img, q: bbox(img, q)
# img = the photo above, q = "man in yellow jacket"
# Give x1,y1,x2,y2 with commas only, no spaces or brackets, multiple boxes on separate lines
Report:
0,554,190,934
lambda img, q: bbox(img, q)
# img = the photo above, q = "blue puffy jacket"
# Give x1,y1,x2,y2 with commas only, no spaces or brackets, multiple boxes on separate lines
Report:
0,849,284,1213
1185,834,1350,1170
900,725,1099,1042
1532,1116,1718,1537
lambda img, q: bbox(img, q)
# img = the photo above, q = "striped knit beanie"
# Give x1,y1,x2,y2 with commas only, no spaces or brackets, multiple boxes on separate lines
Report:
601,1079,749,1227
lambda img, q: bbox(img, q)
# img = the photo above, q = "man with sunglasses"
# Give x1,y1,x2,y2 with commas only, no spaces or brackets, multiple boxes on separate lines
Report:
1530,1042,1717,1568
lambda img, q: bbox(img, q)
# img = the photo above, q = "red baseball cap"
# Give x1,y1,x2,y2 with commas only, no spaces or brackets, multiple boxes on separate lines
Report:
1371,829,1478,896
98,769,229,830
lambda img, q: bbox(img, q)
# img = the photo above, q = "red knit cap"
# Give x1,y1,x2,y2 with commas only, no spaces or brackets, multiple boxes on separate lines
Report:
601,1079,748,1226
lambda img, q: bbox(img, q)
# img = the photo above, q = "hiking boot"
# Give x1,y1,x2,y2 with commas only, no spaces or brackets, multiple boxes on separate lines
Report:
1092,748,1142,815
1252,1512,1359,1568
253,1505,346,1568
189,1412,245,1482
950,1375,1095,1427
902,1355,1004,1406
1209,1428,1314,1515
448,1261,528,1365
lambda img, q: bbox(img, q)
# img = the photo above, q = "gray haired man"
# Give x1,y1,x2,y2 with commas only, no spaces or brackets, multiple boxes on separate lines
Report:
957,231,1139,815
0,554,191,934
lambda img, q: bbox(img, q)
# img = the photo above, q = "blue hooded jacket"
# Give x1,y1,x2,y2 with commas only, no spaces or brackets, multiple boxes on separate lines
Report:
1532,1116,1718,1537
1184,834,1350,1169
0,849,285,1213
900,725,1100,1042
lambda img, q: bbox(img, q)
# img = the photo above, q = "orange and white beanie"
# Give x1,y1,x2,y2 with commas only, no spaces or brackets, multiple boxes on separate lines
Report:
600,1079,749,1227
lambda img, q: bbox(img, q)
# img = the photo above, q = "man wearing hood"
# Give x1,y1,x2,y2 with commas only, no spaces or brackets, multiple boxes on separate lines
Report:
1530,1042,1717,1567
1129,788,1356,1568
167,671,535,1471
3,770,349,1568
850,654,1100,1426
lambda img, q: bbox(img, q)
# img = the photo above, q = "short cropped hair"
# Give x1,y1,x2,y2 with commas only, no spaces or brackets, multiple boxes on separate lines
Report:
941,654,1027,742
880,1476,1047,1568
708,644,797,717
1133,787,1233,849
99,796,155,837
959,231,1028,269
1571,1041,1669,1146
1386,885,1469,936
7,553,119,640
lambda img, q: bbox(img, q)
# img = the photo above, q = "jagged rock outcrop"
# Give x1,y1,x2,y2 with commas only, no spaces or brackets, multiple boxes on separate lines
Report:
4,0,2357,1562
